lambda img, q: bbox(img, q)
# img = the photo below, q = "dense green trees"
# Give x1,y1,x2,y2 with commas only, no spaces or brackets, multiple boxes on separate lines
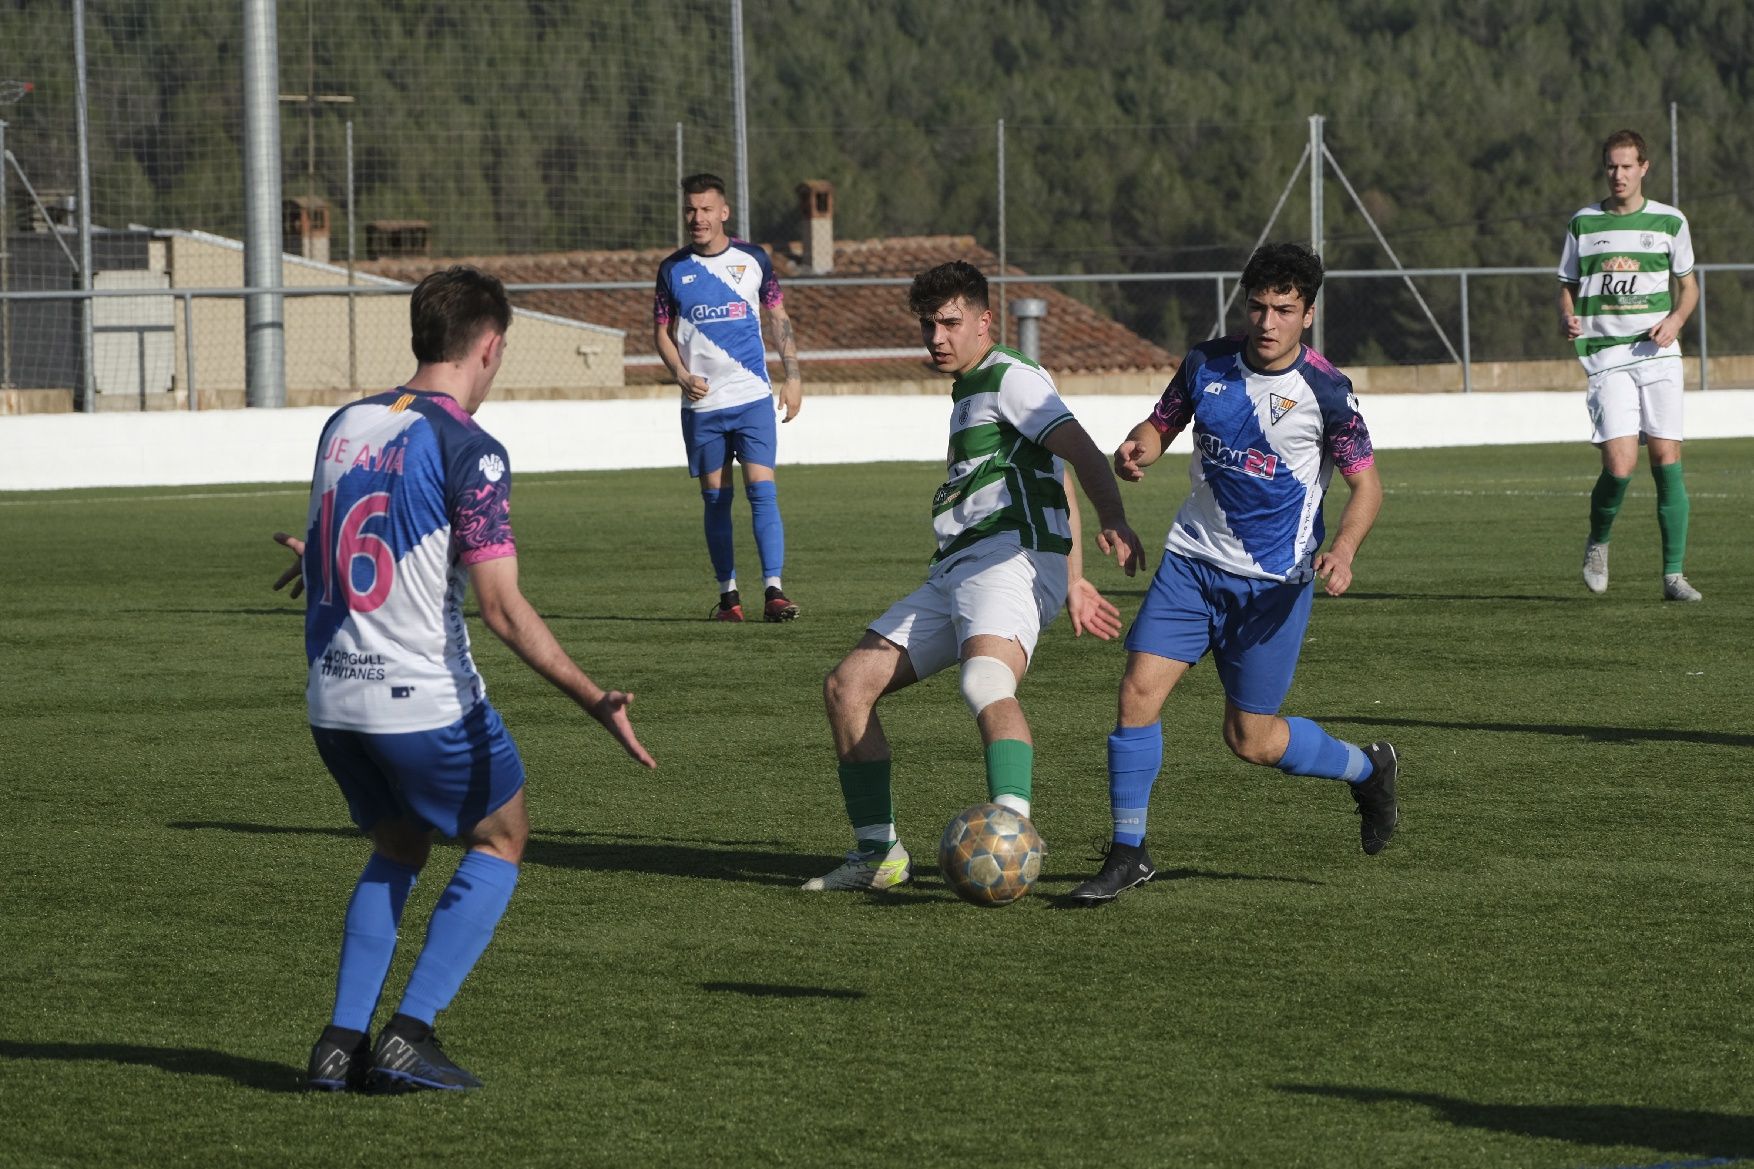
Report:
2,0,1748,360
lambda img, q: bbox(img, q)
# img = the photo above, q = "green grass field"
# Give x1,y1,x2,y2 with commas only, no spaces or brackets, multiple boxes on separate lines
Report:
2,440,1750,1169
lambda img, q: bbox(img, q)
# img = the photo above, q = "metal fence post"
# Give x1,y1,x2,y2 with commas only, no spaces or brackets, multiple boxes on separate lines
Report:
1459,272,1471,393
1696,268,1708,392
182,291,198,410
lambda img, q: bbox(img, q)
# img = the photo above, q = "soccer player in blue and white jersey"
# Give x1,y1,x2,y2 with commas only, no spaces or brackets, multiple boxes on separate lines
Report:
1069,243,1398,904
1557,129,1702,602
276,266,656,1091
654,172,803,623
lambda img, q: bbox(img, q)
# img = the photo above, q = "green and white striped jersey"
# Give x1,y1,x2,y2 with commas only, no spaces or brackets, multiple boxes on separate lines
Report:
1557,198,1695,375
929,345,1075,564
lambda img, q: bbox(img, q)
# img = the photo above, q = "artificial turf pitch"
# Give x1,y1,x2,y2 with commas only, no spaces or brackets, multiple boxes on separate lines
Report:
1,439,1749,1168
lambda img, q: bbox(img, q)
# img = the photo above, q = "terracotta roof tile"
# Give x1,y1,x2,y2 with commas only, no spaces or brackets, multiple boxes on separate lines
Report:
362,236,1177,384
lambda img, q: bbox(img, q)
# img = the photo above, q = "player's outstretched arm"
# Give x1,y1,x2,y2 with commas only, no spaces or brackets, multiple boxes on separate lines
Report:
1312,464,1383,597
271,531,306,598
469,556,657,768
1046,420,1147,578
1113,418,1166,482
1063,480,1123,640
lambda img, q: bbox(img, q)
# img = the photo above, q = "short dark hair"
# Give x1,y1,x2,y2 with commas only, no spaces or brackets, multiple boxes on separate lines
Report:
908,260,988,317
1601,129,1647,165
681,172,727,197
1240,243,1323,308
410,265,510,365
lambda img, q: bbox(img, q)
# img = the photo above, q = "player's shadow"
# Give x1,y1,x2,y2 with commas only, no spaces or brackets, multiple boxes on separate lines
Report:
0,1039,303,1094
1042,867,1321,908
1333,591,1587,603
700,982,865,1000
1277,1084,1754,1160
168,821,826,887
1308,714,1754,750
169,820,358,841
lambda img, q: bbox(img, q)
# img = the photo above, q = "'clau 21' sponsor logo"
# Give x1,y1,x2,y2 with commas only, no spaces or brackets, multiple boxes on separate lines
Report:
689,301,749,323
1196,432,1278,480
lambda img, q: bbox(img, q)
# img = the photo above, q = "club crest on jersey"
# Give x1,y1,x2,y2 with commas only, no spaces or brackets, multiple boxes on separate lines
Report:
478,453,506,482
1268,393,1297,424
727,264,748,282
1640,233,1656,250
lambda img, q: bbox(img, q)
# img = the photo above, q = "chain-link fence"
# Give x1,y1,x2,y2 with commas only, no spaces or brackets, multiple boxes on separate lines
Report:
4,1,1752,406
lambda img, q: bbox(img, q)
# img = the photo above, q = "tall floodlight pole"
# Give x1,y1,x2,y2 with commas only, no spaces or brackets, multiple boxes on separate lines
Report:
73,0,95,411
1669,101,1679,203
1309,114,1325,354
731,0,750,240
243,0,286,407
997,118,1007,347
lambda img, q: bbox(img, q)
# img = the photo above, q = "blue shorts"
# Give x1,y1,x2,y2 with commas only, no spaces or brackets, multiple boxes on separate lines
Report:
681,396,778,477
311,702,526,837
1124,552,1314,715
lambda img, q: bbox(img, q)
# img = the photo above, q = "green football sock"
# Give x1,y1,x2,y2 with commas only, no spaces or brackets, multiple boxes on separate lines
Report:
1652,461,1690,575
837,759,894,852
1588,470,1631,544
985,739,1034,806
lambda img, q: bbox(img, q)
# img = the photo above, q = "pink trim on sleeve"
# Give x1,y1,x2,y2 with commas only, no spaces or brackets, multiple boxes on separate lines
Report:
460,543,516,566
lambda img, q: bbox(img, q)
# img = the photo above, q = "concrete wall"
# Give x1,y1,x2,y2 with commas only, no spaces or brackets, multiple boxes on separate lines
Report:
4,388,1752,492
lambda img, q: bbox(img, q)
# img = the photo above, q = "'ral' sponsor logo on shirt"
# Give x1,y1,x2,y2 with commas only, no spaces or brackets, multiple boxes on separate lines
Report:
478,453,506,482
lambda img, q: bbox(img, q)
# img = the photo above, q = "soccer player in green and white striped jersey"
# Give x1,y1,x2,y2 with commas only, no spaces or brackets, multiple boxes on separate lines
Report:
803,260,1147,892
1557,128,1701,602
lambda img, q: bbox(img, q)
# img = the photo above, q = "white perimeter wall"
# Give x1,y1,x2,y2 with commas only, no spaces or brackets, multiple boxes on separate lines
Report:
3,390,1753,492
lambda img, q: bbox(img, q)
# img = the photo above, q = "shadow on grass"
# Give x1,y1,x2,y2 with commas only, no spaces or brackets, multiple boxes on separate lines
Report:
1336,591,1586,604
169,820,358,840
1277,1084,1754,1160
0,1039,300,1094
700,982,865,1000
1307,714,1754,749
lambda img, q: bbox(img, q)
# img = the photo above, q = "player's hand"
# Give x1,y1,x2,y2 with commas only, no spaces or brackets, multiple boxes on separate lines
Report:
1560,314,1583,341
778,377,802,422
1096,520,1148,578
684,373,710,401
590,690,657,769
1113,440,1148,483
1066,577,1123,640
1313,548,1356,596
272,531,306,598
1648,315,1683,347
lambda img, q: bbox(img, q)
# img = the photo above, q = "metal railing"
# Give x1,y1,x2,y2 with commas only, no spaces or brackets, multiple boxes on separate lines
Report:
2,262,1749,408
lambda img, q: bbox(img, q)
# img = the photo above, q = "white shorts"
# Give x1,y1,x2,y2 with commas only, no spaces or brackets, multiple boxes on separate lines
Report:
1586,357,1684,444
868,538,1069,681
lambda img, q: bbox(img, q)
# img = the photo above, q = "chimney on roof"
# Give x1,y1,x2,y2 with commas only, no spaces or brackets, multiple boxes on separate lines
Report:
282,195,331,263
797,179,834,275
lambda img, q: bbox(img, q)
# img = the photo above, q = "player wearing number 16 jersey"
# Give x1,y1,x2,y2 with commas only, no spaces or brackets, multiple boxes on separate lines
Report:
276,266,655,1093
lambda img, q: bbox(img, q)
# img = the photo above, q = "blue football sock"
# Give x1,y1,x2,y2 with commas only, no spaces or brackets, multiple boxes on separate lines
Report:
1278,716,1370,782
701,487,735,584
330,853,419,1033
1108,723,1163,846
746,480,785,580
395,850,520,1026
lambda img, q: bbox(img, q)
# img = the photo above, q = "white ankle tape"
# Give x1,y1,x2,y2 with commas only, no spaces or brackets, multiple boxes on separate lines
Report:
959,655,1017,716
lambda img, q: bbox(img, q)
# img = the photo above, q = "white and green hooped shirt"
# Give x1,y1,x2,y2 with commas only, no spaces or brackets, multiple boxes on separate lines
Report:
1556,197,1695,376
929,345,1075,565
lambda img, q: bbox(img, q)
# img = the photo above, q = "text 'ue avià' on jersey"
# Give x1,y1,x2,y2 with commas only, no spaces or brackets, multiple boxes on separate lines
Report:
1151,338,1374,583
653,239,782,414
1557,198,1694,376
930,344,1075,565
301,388,516,734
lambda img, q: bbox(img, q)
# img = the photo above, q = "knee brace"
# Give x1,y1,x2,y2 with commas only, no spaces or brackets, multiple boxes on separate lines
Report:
959,655,1018,717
